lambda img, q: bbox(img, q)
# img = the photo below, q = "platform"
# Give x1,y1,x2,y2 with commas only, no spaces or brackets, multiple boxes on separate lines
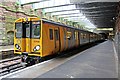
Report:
0,45,14,52
38,40,118,78
1,40,118,78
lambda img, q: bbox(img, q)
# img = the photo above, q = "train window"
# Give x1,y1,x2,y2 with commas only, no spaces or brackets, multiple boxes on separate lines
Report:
25,22,30,38
75,31,77,40
54,30,59,40
49,29,53,40
32,21,40,39
67,31,71,39
84,34,86,38
91,34,93,38
83,34,85,39
15,22,22,38
81,33,83,39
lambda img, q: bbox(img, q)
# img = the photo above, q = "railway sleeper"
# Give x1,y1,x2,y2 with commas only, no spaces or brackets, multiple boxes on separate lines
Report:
0,62,24,75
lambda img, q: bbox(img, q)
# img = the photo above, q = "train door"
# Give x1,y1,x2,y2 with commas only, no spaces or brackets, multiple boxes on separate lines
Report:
23,22,31,53
54,27,60,53
63,28,67,50
76,31,80,46
78,31,80,45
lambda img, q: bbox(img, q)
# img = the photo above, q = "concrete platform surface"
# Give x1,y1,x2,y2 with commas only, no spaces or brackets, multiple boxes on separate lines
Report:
38,40,118,78
1,41,118,78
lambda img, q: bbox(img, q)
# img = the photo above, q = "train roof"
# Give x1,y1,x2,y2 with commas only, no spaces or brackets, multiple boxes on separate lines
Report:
42,18,96,34
15,17,100,35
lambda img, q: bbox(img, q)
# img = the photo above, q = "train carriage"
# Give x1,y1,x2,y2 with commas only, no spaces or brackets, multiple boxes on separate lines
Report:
14,17,103,65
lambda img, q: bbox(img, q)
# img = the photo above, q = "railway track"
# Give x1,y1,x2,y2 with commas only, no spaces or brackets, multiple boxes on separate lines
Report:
0,56,26,76
0,50,15,60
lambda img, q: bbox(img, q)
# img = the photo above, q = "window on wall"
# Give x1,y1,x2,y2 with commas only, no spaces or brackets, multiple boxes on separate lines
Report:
55,30,59,40
49,29,53,40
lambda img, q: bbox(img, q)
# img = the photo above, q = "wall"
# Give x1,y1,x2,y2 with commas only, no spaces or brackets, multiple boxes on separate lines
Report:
115,2,120,55
0,0,41,45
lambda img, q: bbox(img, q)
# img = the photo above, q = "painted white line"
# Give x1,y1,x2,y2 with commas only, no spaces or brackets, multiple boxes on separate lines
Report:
112,41,118,77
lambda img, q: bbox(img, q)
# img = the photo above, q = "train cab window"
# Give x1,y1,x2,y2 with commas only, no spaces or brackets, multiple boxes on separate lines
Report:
15,22,22,38
55,30,59,40
32,21,40,39
49,29,53,40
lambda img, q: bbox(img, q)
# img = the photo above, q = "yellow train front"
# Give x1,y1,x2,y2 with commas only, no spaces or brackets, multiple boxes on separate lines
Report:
14,17,42,65
14,17,103,65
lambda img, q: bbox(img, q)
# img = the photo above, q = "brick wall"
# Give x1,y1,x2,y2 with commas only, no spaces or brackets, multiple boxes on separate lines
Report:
21,4,33,15
115,1,120,58
0,0,42,45
116,2,120,33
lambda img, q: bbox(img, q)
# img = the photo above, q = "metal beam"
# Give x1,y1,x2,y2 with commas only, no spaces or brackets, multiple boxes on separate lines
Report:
45,5,117,13
53,10,116,17
76,2,118,7
85,13,116,17
82,5,117,9
88,16,115,18
81,9,116,12
96,28,113,31
70,0,119,3
54,13,80,16
61,16,85,18
53,13,81,16
35,3,74,10
83,10,116,14
59,14,115,18
46,8,81,13
21,0,50,6
91,19,113,21
52,10,116,17
93,21,115,23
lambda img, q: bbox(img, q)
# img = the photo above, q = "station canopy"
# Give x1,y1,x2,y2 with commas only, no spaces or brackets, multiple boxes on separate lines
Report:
20,0,119,30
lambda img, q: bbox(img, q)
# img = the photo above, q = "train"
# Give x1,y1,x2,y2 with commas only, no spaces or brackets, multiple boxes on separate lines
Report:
14,17,103,65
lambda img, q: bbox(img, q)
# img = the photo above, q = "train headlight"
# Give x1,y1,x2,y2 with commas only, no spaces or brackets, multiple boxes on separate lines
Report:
15,44,21,50
33,45,40,51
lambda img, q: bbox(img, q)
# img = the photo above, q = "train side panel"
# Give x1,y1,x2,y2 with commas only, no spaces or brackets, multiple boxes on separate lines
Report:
42,23,55,57
42,22,60,57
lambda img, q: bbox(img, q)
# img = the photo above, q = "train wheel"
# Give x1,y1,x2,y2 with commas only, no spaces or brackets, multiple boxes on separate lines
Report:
26,57,35,66
35,57,42,64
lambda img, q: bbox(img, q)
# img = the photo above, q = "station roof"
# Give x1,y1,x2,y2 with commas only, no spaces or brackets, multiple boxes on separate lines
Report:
20,0,119,30
70,0,119,28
